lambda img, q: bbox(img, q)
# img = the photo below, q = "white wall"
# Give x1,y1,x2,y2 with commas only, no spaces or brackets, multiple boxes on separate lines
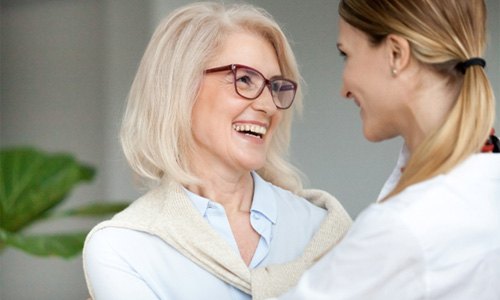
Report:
0,0,498,299
0,1,148,299
1,2,106,298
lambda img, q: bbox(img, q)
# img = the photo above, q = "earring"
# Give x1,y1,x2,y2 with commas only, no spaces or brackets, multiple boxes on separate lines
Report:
391,68,398,77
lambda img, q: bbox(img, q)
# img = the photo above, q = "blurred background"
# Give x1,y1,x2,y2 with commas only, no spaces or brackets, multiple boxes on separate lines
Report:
1,0,498,299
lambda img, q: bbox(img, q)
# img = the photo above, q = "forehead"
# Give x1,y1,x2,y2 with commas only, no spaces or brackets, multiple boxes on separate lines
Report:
337,18,369,46
210,30,281,75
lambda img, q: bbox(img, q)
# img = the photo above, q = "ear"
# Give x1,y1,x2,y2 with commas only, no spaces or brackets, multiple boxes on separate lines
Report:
386,34,411,74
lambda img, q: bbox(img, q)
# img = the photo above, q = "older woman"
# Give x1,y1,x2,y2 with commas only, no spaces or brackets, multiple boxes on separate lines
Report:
83,2,351,300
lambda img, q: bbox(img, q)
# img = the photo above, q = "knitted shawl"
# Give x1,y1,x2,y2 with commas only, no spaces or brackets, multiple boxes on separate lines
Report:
83,181,352,300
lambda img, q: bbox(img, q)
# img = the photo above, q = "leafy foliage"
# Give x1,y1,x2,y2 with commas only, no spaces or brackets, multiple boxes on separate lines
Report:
0,147,129,258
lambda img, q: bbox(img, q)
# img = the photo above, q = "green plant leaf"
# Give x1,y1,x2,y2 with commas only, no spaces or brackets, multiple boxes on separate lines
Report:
45,201,130,218
0,147,95,232
0,228,87,259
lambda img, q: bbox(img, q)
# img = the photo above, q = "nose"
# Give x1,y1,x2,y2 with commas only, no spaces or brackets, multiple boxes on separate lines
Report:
340,82,352,99
252,86,278,114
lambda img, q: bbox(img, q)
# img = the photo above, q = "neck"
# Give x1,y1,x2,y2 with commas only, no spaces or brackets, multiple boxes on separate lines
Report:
186,167,254,215
401,71,461,154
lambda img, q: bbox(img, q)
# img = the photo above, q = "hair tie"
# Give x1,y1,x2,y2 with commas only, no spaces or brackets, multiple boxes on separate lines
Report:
456,57,486,74
482,128,500,153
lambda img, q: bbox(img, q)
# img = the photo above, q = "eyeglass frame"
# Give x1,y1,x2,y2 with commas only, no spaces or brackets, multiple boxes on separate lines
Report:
204,64,297,110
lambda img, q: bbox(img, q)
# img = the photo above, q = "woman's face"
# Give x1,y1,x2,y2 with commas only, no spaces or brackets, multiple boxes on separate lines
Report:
337,19,406,142
191,31,284,174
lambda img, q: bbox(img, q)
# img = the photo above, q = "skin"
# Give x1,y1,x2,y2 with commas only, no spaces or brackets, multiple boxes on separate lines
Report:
337,19,459,153
188,30,284,265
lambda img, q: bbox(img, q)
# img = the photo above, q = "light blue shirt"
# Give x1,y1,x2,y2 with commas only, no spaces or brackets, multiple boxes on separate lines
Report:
85,172,326,300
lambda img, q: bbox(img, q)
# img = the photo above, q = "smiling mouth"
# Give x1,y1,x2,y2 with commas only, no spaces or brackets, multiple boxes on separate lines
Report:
233,124,267,139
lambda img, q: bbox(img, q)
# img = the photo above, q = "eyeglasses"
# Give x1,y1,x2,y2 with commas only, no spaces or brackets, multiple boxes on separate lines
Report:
204,64,297,110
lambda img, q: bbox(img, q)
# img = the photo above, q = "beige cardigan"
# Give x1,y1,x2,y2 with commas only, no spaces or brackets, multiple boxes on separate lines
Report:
83,181,352,300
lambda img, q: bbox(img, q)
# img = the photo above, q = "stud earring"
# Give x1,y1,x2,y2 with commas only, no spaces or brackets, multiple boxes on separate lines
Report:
391,68,398,77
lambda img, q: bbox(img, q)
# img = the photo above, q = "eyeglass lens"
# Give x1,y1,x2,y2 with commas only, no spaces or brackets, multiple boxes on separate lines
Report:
234,66,296,109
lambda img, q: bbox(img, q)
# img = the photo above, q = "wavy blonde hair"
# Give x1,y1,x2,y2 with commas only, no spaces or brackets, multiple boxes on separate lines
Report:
339,0,495,199
121,2,304,192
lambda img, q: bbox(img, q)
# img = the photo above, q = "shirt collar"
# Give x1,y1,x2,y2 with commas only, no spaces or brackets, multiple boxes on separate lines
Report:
184,187,211,216
377,144,410,201
250,171,277,224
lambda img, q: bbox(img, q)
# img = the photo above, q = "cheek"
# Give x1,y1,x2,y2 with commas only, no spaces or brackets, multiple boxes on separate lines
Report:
268,112,285,139
191,101,210,127
274,111,284,125
342,62,365,92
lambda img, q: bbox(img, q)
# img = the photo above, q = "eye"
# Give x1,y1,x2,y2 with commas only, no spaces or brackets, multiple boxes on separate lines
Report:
235,68,260,91
236,75,253,86
272,80,295,92
338,50,347,61
337,44,348,61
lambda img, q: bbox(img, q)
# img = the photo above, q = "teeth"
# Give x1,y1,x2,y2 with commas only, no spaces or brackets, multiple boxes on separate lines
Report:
233,124,267,137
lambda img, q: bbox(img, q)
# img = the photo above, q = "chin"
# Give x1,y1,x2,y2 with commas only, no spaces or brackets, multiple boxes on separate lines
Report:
238,151,267,169
245,162,266,172
365,135,383,143
363,127,386,143
363,127,398,143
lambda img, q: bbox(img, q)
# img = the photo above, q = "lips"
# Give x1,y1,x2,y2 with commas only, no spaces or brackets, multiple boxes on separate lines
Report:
232,123,267,139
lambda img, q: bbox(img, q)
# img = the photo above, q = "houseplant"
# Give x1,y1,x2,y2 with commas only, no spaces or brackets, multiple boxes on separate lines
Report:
0,147,129,258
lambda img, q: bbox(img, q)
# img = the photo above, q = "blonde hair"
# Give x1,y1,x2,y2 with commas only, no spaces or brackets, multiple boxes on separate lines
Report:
339,0,495,199
121,2,304,192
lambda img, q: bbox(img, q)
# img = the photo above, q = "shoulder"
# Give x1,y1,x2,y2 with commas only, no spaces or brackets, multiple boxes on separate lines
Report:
392,153,500,204
372,154,500,253
83,225,170,284
383,154,496,220
85,226,135,251
258,180,327,240
370,177,455,242
268,182,327,219
84,224,160,258
267,182,352,240
252,172,327,219
348,202,412,240
268,183,352,243
83,186,170,257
